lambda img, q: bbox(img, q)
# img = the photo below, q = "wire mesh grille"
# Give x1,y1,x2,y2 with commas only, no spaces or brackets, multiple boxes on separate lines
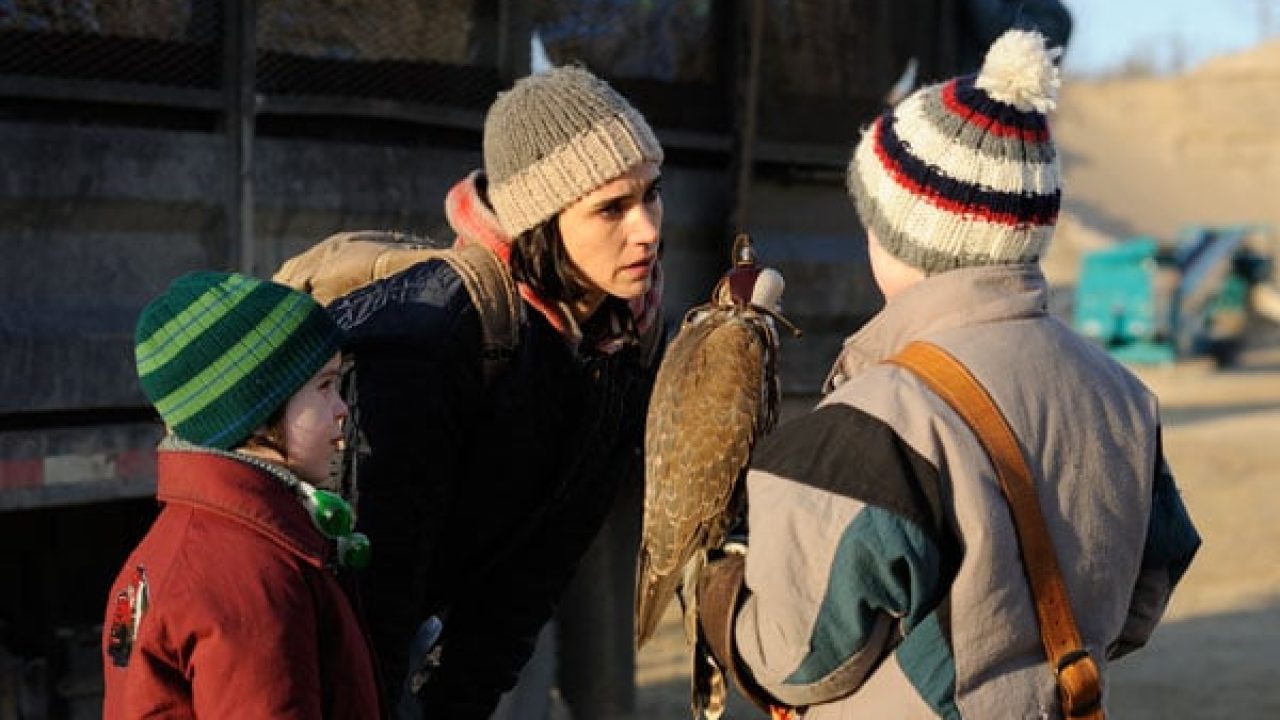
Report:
0,0,222,88
756,0,894,144
255,0,501,110
533,0,715,83
533,0,725,133
760,0,890,98
0,0,934,143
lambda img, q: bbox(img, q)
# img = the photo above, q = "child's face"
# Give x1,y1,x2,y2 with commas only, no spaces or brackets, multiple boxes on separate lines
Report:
279,353,347,488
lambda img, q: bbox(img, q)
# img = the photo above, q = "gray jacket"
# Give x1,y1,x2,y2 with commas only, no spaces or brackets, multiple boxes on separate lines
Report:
732,265,1199,718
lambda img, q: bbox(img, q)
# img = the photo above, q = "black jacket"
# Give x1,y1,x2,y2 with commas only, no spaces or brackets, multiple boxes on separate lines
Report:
329,257,658,718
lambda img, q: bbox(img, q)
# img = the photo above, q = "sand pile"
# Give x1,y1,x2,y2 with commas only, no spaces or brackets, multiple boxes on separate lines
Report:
1052,40,1280,252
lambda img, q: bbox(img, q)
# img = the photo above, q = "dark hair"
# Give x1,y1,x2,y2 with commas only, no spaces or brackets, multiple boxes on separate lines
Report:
508,217,593,304
508,215,639,345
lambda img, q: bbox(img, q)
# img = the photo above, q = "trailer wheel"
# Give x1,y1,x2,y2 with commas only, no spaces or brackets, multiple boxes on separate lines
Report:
1207,338,1242,368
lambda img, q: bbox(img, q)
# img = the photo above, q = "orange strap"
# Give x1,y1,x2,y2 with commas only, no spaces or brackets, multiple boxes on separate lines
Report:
888,342,1104,719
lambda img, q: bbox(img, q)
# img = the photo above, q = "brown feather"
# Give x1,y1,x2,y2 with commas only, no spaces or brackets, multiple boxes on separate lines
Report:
635,306,779,648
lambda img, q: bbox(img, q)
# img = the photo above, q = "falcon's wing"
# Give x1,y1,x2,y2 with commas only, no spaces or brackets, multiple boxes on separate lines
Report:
635,310,769,647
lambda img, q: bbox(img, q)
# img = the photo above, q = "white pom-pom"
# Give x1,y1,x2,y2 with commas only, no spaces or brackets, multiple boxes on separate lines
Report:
975,29,1062,113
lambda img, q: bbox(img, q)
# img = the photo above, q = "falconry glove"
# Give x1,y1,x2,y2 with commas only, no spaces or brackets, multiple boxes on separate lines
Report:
696,553,794,718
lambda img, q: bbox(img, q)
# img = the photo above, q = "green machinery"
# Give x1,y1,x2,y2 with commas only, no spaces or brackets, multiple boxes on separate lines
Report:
1073,226,1276,365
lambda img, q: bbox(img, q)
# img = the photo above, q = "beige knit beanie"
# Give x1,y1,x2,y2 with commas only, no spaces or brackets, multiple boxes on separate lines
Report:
483,65,664,239
847,29,1063,275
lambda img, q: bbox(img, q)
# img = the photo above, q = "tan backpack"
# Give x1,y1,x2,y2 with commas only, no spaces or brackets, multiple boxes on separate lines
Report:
273,230,521,386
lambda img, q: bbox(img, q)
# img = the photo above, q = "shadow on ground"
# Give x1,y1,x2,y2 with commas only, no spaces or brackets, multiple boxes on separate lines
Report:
1108,599,1280,719
632,598,1280,718
634,677,764,720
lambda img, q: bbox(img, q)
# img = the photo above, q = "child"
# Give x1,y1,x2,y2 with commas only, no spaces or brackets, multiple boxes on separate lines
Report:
696,30,1199,718
102,271,378,718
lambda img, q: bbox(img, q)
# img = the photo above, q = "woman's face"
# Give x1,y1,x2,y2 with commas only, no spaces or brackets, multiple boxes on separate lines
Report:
279,353,347,488
557,161,663,312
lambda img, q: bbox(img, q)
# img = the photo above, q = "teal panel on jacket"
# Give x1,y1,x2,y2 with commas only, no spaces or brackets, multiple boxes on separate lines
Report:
785,506,943,686
1144,456,1201,585
896,610,959,719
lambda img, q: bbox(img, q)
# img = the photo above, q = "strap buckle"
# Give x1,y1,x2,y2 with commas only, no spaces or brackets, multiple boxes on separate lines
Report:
1055,649,1102,717
1054,648,1093,676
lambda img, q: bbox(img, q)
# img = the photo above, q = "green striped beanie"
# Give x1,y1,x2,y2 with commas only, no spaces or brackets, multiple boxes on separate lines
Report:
135,271,342,450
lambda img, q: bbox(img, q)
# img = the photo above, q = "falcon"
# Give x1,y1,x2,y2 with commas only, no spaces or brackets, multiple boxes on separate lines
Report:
636,234,799,719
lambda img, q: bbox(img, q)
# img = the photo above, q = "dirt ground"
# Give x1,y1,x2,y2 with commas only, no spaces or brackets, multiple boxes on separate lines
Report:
1103,336,1280,718
632,42,1280,718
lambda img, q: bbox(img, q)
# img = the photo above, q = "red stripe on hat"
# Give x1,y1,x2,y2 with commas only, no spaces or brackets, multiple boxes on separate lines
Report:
870,120,1054,228
940,81,1050,142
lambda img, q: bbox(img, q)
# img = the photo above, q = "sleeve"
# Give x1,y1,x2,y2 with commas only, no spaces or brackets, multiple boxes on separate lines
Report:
184,573,325,719
134,526,336,719
1109,433,1201,660
710,403,957,709
418,342,659,718
330,263,485,707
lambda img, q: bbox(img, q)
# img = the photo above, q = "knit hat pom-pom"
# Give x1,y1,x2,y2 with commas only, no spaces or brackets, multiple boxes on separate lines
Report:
975,29,1062,113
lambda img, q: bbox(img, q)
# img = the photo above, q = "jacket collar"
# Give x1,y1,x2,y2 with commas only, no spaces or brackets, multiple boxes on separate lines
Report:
446,170,579,341
155,439,329,568
826,264,1050,391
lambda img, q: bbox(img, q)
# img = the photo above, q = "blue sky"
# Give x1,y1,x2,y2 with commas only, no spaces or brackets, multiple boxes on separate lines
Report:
1060,0,1278,75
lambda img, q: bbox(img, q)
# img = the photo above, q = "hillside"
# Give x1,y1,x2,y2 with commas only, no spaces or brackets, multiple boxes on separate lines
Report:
1047,40,1280,276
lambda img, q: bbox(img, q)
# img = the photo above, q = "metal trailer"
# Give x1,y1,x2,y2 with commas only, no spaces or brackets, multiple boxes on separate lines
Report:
1073,226,1276,366
0,0,1035,716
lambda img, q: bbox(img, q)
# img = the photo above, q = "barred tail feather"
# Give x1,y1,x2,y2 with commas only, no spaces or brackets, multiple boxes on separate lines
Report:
635,551,683,649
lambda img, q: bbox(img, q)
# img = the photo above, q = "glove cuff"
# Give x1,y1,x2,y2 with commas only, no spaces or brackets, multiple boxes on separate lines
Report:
697,554,788,716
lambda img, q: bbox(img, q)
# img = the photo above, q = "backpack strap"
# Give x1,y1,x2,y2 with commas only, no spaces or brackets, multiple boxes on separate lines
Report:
273,231,521,389
441,241,522,389
274,230,439,305
886,341,1105,720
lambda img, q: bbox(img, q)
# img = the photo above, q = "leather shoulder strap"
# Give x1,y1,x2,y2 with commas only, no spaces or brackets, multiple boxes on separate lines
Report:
886,341,1104,719
441,242,521,388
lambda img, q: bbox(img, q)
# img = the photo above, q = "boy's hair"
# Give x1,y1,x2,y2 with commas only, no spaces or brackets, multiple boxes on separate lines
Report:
238,405,287,456
134,271,342,450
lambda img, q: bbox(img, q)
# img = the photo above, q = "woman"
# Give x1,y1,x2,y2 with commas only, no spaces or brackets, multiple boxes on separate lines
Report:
328,65,664,718
102,271,378,718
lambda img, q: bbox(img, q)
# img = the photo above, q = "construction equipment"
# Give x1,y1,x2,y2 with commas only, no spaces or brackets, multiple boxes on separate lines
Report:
1073,225,1278,365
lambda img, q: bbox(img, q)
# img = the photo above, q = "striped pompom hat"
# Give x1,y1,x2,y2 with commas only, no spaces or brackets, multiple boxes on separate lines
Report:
847,29,1063,275
135,271,342,450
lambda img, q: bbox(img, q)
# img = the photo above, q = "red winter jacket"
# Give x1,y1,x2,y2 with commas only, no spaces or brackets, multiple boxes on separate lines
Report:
101,444,379,719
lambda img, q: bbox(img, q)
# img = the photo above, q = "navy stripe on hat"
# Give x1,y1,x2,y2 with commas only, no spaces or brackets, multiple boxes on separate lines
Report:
877,112,1060,226
845,29,1064,276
